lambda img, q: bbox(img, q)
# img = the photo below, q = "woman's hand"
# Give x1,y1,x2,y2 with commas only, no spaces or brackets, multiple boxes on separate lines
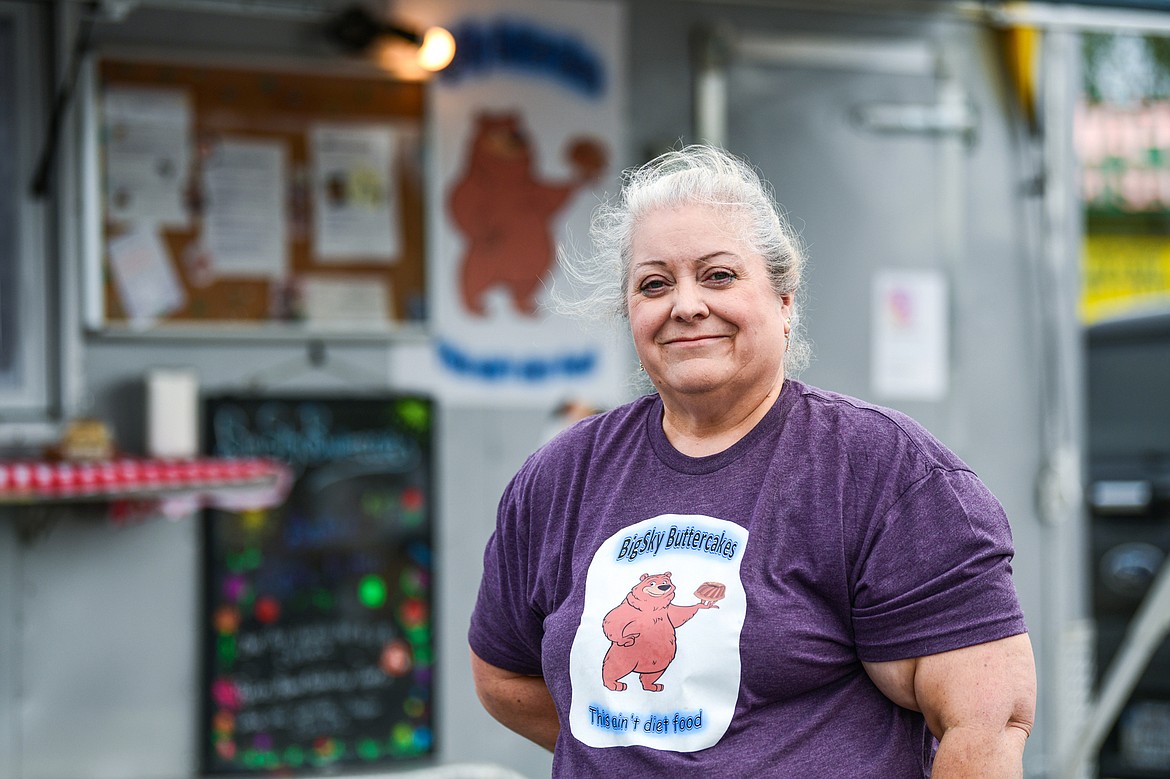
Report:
470,647,560,752
863,633,1036,777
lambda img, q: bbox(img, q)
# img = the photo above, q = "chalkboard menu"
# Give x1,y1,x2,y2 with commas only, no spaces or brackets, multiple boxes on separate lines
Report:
201,394,434,774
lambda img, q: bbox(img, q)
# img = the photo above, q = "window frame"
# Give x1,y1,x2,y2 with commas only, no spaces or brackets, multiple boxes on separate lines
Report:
0,0,68,444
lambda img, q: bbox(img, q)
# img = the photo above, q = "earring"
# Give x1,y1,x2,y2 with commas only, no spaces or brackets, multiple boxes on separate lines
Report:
638,362,645,372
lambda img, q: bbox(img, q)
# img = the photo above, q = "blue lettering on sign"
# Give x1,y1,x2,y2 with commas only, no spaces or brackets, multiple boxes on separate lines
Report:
441,17,606,98
437,340,597,383
212,402,419,468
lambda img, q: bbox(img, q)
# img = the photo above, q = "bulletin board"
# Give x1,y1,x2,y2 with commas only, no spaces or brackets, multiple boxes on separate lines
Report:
200,394,434,773
95,55,426,330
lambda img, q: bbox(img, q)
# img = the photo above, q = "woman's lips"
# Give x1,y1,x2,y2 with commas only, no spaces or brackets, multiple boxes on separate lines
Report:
662,334,728,346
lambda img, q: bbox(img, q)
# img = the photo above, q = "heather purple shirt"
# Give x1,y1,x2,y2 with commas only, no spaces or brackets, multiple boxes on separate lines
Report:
470,380,1027,777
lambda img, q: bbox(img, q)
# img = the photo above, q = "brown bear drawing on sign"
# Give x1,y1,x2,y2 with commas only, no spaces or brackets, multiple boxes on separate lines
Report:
447,112,607,316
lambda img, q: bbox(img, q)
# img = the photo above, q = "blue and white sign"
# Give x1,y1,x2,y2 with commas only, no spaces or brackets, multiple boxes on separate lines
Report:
394,0,629,407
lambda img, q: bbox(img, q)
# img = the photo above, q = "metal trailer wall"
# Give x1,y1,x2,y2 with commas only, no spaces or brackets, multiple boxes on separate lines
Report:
0,2,1089,778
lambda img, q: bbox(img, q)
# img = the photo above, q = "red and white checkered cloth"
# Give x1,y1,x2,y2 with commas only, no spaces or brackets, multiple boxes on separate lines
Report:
0,457,291,517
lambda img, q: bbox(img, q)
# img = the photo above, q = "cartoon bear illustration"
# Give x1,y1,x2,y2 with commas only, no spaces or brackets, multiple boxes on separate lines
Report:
601,572,721,692
447,111,607,316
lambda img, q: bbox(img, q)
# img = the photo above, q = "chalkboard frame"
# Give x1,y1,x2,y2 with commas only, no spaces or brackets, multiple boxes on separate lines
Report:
198,392,437,775
81,46,431,339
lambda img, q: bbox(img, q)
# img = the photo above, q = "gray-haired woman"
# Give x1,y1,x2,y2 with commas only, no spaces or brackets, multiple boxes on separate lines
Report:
469,145,1035,777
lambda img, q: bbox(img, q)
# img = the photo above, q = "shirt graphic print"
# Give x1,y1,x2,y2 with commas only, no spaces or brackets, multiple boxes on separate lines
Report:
567,514,748,751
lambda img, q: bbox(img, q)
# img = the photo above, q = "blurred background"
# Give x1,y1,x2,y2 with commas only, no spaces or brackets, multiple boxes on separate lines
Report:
1,0,1170,777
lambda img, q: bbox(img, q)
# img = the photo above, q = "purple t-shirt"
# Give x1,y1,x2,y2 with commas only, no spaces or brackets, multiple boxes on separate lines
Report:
469,380,1026,777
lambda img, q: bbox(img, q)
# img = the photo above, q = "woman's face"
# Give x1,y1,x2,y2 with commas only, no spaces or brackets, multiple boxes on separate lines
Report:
627,202,792,405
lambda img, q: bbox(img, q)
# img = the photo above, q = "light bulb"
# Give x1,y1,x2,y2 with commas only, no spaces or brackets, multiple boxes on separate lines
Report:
417,26,455,72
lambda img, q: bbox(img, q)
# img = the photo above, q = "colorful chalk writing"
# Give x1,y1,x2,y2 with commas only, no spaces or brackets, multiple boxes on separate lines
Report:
201,395,434,774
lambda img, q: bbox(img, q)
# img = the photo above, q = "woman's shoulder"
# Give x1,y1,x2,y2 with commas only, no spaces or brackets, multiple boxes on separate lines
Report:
516,394,658,475
789,380,918,425
541,394,657,453
785,380,968,470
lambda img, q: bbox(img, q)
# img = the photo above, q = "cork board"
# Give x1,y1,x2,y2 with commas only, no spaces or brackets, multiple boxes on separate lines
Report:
96,56,426,329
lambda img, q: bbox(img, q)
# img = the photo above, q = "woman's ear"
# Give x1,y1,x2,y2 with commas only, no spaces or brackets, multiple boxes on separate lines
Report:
779,293,794,318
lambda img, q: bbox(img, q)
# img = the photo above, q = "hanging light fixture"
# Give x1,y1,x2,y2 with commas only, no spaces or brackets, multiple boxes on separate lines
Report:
325,5,455,73
415,26,457,72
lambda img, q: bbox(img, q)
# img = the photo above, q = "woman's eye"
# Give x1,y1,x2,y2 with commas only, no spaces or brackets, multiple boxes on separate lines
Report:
707,270,737,284
638,279,667,295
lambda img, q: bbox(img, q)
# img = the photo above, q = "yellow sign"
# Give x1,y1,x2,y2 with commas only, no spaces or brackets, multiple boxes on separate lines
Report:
1081,234,1170,323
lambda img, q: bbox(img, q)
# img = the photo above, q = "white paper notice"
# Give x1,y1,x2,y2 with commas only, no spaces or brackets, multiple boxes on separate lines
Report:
310,124,400,262
102,86,192,227
302,275,392,325
871,269,949,401
202,138,288,278
107,227,186,326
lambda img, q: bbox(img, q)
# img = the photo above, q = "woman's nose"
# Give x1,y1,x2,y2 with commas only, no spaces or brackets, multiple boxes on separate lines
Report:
671,280,709,321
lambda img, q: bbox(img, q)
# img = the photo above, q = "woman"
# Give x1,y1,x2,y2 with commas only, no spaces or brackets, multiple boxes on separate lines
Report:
469,145,1035,776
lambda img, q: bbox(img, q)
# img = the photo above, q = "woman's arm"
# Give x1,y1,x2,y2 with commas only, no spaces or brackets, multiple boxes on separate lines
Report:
470,647,560,752
863,633,1036,778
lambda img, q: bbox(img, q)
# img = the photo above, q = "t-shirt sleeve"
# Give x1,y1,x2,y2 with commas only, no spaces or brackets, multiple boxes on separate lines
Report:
468,467,546,676
851,467,1028,662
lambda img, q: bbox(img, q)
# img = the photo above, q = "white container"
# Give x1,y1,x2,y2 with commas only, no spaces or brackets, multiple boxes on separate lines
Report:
146,367,199,458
